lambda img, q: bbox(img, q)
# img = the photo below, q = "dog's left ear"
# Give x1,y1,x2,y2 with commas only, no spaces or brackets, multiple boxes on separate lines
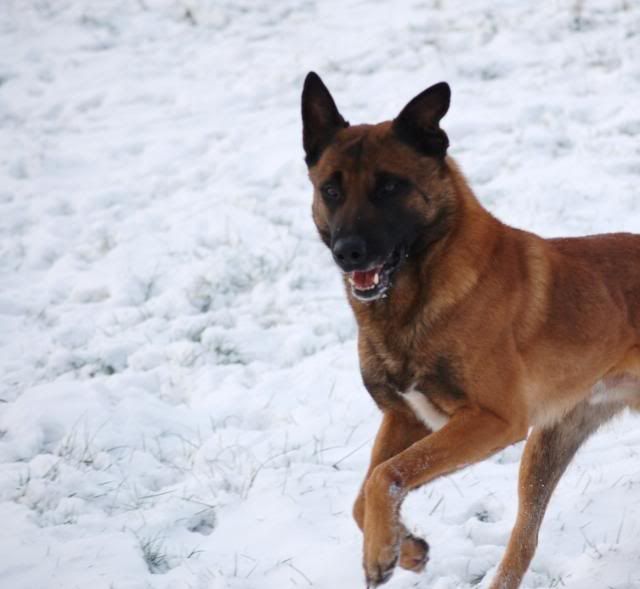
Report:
301,72,349,166
393,82,450,158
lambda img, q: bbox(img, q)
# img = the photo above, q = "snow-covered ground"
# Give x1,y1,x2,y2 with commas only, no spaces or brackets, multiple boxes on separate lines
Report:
1,1,640,587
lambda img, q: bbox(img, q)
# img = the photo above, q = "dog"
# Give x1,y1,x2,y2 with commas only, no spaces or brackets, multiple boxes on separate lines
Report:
301,71,640,588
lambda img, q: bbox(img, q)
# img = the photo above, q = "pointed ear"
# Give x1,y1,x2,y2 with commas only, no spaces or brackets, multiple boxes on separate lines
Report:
301,72,349,166
392,82,451,158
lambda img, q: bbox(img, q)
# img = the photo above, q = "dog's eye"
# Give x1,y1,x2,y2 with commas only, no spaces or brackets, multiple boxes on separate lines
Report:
376,176,407,198
382,180,398,194
321,183,340,201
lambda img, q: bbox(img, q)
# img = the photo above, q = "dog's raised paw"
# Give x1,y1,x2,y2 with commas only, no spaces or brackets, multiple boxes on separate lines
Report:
399,534,429,572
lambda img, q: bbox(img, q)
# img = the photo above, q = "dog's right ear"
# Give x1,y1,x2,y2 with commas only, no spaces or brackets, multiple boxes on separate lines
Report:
301,72,349,166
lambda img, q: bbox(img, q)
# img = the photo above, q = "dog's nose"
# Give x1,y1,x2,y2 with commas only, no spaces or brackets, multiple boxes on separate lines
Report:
332,236,367,269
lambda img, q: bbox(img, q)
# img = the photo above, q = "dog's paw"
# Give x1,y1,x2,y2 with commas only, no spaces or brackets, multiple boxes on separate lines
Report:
399,533,429,572
364,541,400,587
362,468,406,586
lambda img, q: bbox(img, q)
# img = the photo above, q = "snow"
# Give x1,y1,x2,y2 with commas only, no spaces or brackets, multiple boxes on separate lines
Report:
1,1,640,588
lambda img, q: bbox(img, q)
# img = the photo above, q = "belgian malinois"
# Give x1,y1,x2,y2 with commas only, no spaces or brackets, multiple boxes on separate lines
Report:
301,71,640,588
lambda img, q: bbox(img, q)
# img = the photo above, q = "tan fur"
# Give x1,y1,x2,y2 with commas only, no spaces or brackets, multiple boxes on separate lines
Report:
304,86,640,588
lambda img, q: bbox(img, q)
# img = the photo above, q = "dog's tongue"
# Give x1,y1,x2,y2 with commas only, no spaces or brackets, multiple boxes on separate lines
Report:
351,268,378,289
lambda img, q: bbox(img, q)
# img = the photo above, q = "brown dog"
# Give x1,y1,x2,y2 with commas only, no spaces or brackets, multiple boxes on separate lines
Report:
301,72,640,588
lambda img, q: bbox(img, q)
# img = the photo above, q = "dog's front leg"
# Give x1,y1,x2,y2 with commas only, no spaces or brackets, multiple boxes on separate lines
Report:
353,409,431,575
363,407,524,587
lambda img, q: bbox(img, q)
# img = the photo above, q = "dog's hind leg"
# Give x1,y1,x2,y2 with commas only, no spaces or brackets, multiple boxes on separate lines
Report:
353,409,431,574
489,400,623,589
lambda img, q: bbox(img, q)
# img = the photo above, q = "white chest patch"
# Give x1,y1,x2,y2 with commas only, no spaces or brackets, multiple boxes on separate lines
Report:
401,387,449,431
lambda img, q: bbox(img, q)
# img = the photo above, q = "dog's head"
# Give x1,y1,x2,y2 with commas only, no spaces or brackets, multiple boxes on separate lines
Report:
301,72,457,302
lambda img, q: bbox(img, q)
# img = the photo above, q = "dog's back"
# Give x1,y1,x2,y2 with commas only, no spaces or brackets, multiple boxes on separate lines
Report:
550,232,640,332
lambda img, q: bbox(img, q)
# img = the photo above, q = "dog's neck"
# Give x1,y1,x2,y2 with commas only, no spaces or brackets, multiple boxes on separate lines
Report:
349,158,502,330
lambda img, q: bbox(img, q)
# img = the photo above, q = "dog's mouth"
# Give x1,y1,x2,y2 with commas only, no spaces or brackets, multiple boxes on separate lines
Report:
346,247,405,302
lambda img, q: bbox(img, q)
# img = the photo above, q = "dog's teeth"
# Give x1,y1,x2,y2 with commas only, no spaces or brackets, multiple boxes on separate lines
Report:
373,273,380,285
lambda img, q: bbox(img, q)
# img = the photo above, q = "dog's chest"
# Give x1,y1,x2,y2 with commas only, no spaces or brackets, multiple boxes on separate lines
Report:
400,384,450,431
363,345,464,432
